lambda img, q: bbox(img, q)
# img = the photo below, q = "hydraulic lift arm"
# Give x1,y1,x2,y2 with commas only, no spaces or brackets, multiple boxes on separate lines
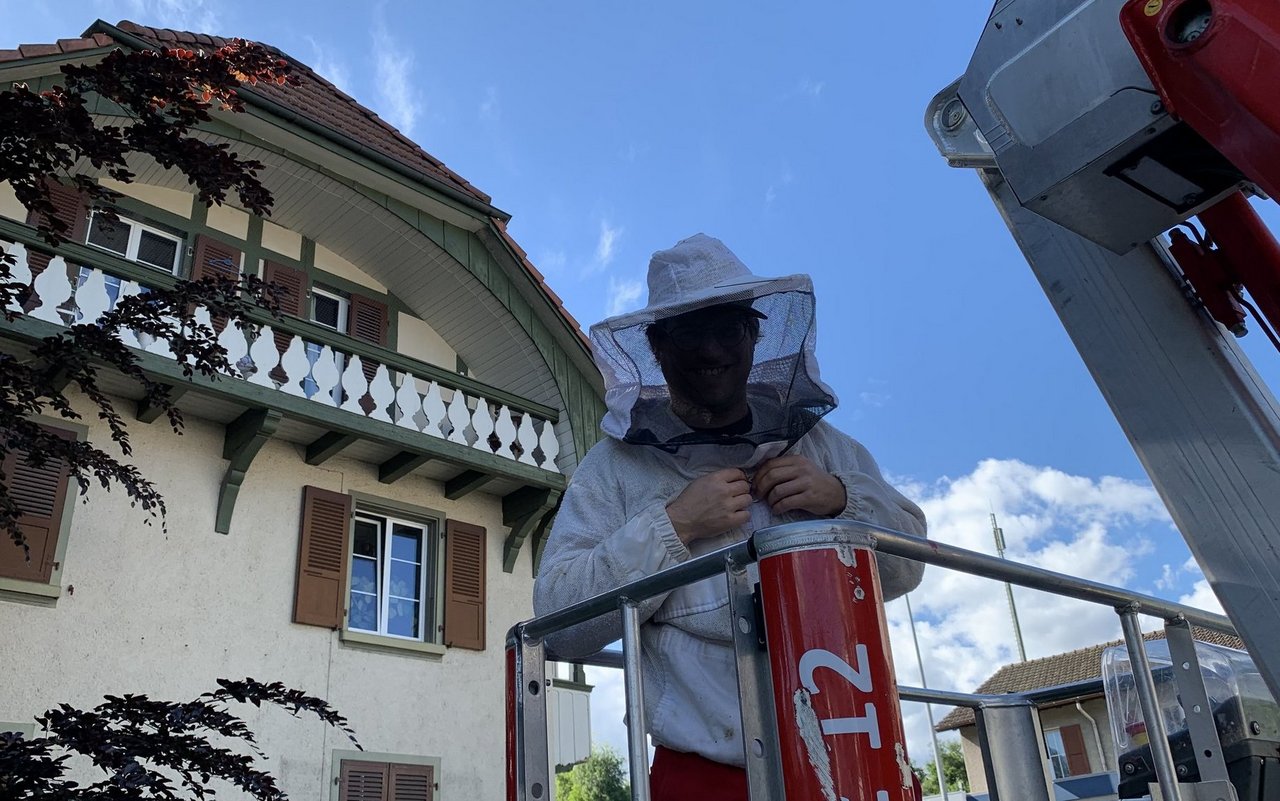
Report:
928,0,1280,701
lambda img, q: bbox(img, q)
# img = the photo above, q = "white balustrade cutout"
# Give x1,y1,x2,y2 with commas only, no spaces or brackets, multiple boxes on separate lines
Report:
0,246,561,473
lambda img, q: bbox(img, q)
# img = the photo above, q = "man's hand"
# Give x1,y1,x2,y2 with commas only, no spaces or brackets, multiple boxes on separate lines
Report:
666,468,752,545
754,455,846,517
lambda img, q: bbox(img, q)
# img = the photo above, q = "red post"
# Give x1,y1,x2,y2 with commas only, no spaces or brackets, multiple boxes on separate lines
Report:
505,642,518,801
756,527,915,801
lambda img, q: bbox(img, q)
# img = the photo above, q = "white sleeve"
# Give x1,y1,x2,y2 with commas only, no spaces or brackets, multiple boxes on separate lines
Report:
533,444,690,658
818,427,928,601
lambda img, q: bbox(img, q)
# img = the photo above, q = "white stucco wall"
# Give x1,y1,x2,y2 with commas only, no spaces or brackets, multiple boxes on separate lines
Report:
0,395,536,801
313,243,387,293
398,312,459,372
207,203,250,241
0,181,25,221
98,178,193,219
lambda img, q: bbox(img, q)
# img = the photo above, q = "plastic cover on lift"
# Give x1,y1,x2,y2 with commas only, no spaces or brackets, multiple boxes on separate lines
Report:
1102,639,1280,799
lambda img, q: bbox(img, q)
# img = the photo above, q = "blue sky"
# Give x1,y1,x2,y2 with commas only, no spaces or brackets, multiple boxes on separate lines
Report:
8,0,1280,775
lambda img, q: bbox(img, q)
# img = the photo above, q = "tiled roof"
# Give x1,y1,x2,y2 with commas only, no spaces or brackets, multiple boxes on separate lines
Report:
103,20,492,207
0,20,597,352
0,33,115,62
935,627,1245,732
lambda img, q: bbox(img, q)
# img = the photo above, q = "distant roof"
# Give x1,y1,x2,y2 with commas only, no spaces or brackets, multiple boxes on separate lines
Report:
94,20,493,208
935,627,1244,732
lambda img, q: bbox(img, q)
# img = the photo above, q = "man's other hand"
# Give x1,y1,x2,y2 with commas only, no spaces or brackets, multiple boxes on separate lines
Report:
754,456,846,517
666,468,752,545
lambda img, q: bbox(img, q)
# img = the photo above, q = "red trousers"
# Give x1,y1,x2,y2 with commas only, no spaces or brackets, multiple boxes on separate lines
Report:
650,746,748,801
649,745,926,800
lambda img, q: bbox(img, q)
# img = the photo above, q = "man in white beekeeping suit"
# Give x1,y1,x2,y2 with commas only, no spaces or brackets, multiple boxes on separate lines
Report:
534,234,927,800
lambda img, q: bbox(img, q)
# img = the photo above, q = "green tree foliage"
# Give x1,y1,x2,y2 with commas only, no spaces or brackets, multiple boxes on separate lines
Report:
555,746,631,801
914,739,969,796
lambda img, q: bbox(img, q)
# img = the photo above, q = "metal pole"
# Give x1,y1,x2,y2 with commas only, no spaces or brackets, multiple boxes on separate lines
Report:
975,698,1054,801
506,626,551,801
991,513,1028,662
905,593,949,801
1119,606,1183,801
621,600,651,801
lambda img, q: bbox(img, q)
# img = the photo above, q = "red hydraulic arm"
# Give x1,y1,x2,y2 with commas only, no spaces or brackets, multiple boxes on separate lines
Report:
1121,0,1280,200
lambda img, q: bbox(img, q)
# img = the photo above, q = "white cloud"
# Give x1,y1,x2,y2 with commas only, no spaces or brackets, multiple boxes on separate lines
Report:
536,249,567,274
764,185,777,206
480,86,501,121
860,391,890,408
594,220,622,271
606,275,643,317
584,665,635,777
884,459,1180,761
371,16,422,136
798,78,825,98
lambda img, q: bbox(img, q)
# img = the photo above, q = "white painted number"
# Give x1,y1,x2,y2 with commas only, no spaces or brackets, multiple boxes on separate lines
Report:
798,645,882,748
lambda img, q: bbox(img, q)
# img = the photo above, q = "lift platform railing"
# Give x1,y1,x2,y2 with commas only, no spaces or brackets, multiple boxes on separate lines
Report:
507,520,1240,801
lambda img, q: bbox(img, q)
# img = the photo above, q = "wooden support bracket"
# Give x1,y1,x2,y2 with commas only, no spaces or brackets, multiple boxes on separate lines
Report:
216,408,282,535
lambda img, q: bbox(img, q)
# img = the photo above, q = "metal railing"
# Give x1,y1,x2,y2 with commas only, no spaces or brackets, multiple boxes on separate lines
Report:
1,232,563,474
508,520,1242,801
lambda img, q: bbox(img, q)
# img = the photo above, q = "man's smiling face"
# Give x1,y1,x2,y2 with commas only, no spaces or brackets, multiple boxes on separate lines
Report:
650,304,759,429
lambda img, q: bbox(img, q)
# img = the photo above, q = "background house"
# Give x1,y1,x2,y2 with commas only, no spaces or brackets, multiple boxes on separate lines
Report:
0,19,604,800
935,628,1244,801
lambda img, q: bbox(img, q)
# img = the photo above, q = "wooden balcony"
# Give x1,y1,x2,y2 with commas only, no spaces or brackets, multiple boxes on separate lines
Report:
0,218,565,569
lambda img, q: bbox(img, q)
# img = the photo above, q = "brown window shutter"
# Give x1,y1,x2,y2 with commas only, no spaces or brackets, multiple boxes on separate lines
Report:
339,760,389,801
262,260,307,318
1060,723,1091,776
0,427,75,583
190,234,243,283
389,763,434,801
24,179,89,279
348,293,389,347
443,519,486,650
293,486,353,629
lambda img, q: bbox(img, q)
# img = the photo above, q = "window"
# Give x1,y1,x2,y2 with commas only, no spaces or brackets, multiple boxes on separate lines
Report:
85,210,184,273
292,487,488,653
1045,724,1091,778
348,511,440,642
311,286,349,331
1044,729,1071,779
332,753,437,801
305,286,349,402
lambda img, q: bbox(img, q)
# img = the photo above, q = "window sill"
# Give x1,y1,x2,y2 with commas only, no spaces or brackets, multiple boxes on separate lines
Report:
0,577,60,607
339,629,446,660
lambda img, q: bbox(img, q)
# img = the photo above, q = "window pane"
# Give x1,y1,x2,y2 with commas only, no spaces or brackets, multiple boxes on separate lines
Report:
353,519,379,558
313,294,341,329
388,597,420,638
391,524,422,562
136,230,179,271
389,560,421,601
87,214,129,254
350,556,378,594
349,591,378,632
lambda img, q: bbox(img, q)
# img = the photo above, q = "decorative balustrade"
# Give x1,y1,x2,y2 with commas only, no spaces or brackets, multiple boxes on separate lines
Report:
3,239,561,474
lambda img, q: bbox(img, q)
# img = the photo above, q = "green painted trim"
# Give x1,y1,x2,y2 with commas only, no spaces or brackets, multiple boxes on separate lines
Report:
444,470,495,500
136,383,189,424
501,487,559,574
0,721,37,739
216,408,282,535
0,313,566,493
348,491,446,524
329,749,442,801
338,629,445,659
305,431,357,465
0,577,61,606
378,452,433,484
0,217,558,421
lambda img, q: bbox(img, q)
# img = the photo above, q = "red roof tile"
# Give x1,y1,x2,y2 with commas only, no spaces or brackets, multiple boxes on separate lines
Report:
18,43,61,58
109,20,493,207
